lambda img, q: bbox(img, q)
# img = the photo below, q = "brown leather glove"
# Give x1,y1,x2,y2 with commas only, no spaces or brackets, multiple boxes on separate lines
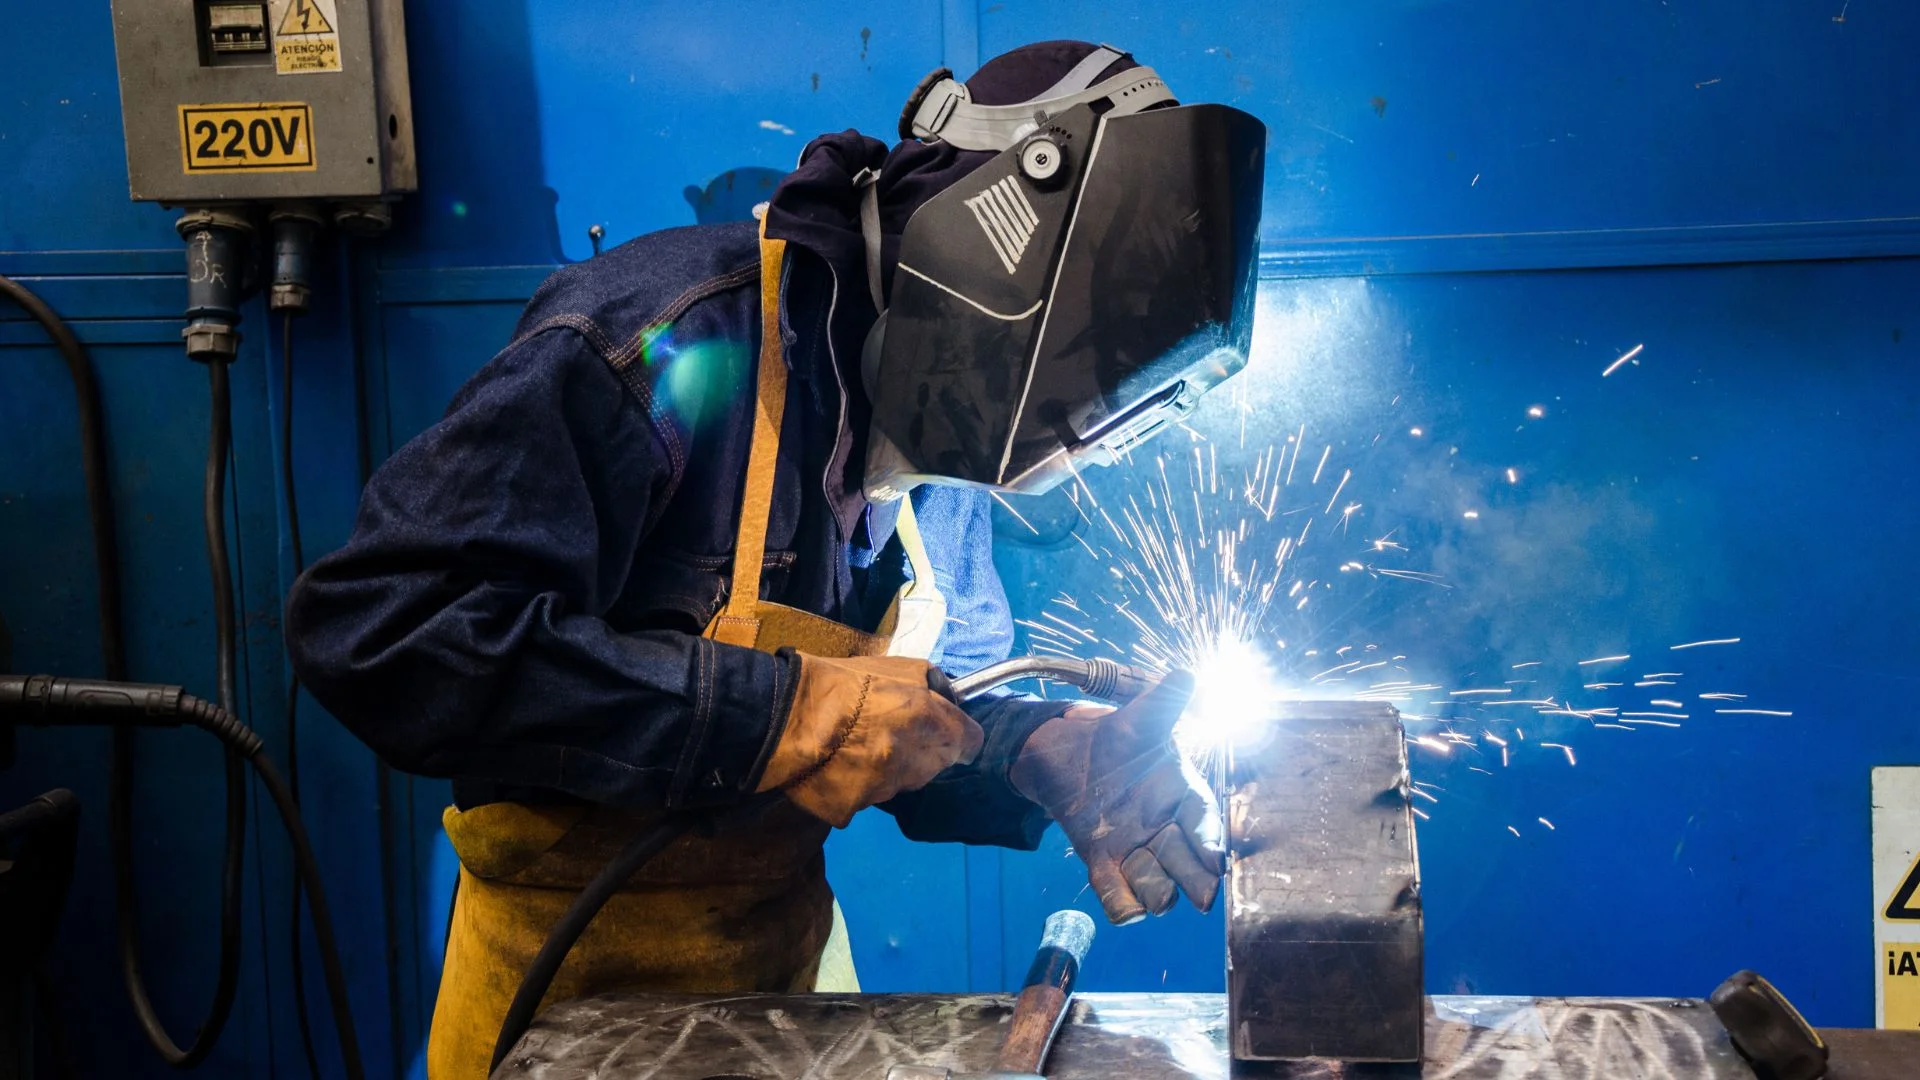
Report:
1009,671,1224,924
757,654,984,828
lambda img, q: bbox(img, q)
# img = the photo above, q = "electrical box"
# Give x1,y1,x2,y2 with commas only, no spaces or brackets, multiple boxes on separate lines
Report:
108,0,416,205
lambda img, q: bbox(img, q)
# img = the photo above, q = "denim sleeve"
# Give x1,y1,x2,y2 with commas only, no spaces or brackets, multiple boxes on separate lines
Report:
285,328,793,810
878,487,1068,849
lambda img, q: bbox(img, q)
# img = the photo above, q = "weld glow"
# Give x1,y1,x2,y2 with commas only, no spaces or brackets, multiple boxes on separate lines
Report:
1176,636,1283,759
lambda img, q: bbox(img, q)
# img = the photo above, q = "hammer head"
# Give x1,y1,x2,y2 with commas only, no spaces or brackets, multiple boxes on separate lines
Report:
883,1069,1045,1080
887,1060,1052,1068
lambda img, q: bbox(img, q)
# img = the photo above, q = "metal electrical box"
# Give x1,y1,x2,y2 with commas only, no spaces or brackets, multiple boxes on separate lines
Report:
108,0,416,204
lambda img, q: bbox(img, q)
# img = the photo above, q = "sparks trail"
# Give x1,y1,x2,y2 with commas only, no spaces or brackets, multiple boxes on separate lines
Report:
1008,419,1794,838
1021,432,1441,767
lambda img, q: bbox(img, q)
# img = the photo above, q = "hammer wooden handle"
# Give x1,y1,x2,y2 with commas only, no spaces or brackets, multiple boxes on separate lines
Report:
991,911,1094,1075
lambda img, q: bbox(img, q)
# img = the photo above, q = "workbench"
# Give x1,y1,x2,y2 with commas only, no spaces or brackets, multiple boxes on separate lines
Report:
494,991,1919,1078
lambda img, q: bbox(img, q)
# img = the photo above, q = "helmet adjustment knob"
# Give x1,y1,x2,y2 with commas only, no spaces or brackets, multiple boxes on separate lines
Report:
1019,135,1066,183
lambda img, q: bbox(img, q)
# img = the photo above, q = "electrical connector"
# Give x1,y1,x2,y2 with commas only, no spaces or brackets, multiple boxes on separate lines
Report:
0,675,260,754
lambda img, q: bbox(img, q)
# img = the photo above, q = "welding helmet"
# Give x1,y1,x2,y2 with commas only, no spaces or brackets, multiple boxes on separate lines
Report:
862,46,1267,499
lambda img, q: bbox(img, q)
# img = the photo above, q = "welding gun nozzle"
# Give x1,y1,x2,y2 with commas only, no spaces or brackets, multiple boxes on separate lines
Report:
950,656,1166,704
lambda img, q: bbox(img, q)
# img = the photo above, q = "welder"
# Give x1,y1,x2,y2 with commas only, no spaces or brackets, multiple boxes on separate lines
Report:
286,40,1266,1079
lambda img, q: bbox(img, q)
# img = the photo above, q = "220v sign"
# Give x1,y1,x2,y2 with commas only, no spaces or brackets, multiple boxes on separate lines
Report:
178,103,316,173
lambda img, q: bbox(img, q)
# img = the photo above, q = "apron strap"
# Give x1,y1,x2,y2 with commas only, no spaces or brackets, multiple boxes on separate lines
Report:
706,221,790,648
853,167,885,315
893,495,939,601
878,492,948,659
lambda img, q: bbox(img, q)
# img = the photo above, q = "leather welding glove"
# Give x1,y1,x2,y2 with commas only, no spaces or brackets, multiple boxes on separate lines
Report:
1009,672,1224,925
757,654,984,828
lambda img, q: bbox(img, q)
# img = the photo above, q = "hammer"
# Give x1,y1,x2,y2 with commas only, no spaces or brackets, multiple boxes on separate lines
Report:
884,909,1096,1080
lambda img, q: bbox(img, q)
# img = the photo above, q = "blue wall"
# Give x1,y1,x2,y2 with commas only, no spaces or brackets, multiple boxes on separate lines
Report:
3,2,1917,1076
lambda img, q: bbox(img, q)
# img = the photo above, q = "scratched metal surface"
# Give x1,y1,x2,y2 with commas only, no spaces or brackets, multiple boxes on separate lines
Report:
495,992,1754,1079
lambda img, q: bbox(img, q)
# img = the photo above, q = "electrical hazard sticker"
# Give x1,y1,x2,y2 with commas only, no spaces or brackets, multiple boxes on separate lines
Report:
1885,944,1920,1028
271,0,342,75
1875,767,1920,1029
178,104,316,173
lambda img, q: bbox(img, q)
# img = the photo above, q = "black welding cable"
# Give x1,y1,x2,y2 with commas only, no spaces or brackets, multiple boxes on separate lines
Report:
109,362,251,1068
0,274,244,1068
0,677,365,1080
489,788,797,1069
490,817,693,1074
281,311,322,1080
4,274,359,1075
0,275,125,679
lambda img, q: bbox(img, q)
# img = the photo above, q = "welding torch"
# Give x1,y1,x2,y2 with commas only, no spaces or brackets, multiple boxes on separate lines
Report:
949,655,1160,704
487,653,1164,1073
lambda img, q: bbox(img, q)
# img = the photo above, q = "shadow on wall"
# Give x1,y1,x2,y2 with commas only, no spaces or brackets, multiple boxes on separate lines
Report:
684,167,789,225
395,0,565,264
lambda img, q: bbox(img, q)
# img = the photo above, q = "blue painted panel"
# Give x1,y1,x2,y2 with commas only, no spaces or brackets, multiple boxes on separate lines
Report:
0,307,392,1075
825,813,973,991
981,1,1920,246
988,258,1920,1021
384,0,946,267
0,7,177,252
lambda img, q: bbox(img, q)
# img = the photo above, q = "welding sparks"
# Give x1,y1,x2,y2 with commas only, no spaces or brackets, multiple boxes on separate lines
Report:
1715,709,1793,717
1601,343,1644,377
1670,637,1740,650
1010,407,1785,848
1540,742,1577,766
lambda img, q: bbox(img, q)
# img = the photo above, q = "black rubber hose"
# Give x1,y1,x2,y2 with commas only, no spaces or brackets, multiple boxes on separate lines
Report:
0,275,124,678
488,817,693,1073
148,691,364,1080
280,312,322,1080
0,677,367,1080
108,364,250,1068
0,274,246,1069
215,723,364,1080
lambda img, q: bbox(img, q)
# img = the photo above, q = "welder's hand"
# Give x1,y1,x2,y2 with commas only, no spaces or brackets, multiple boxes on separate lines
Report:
758,654,984,828
1010,672,1224,924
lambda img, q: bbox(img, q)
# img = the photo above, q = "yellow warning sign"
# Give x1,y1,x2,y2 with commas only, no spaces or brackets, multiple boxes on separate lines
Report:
1888,849,1920,921
178,103,317,173
1885,943,1920,1028
1876,767,1920,1029
272,0,342,75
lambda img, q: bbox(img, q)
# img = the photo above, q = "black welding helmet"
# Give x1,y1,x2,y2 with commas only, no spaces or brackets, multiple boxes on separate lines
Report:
862,47,1267,499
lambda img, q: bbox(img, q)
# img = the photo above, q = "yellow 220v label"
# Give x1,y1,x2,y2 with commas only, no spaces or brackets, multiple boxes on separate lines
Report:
179,103,316,173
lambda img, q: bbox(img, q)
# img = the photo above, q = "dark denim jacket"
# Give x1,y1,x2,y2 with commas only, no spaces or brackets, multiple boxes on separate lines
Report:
286,221,1058,848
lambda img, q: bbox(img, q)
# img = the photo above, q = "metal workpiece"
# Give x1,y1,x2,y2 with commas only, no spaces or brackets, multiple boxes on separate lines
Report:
494,992,1796,1078
1224,701,1423,1064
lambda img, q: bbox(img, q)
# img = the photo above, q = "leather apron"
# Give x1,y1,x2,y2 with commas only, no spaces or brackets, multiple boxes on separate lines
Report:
426,223,947,1079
